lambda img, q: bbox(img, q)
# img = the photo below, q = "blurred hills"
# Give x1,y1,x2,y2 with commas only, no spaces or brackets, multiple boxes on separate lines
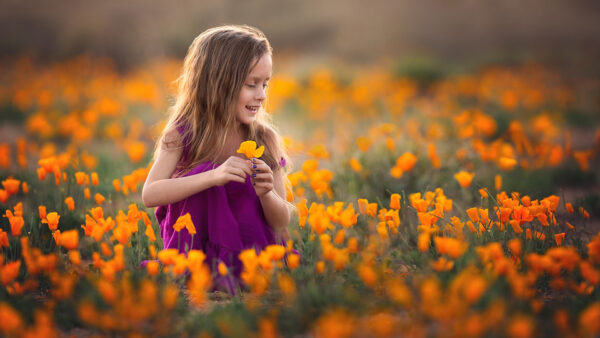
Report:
1,0,600,70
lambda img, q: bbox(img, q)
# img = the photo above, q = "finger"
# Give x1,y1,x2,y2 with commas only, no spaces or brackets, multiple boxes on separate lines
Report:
230,167,247,179
230,156,251,167
253,182,273,190
227,173,246,183
252,160,268,168
240,164,253,176
252,173,273,182
250,160,263,171
253,163,272,174
252,178,272,186
229,156,248,165
230,162,252,176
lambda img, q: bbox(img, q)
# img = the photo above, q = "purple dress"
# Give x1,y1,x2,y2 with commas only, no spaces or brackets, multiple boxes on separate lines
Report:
154,128,282,292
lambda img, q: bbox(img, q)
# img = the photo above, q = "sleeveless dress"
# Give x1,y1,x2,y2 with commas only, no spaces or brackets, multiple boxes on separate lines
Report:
154,126,283,292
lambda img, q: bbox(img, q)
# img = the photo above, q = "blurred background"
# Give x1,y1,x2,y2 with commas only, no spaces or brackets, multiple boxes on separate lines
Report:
2,0,600,72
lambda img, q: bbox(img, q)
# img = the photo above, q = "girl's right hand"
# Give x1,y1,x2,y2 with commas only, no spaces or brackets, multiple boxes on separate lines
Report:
210,156,252,186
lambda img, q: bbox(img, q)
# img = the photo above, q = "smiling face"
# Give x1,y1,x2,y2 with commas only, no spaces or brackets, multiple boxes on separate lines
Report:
236,53,272,126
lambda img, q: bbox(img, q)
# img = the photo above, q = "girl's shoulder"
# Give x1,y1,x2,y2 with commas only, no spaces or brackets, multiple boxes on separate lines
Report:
165,127,183,143
171,123,193,152
159,127,183,151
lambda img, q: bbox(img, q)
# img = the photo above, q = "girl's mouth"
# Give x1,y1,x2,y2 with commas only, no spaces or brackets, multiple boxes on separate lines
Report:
245,105,259,113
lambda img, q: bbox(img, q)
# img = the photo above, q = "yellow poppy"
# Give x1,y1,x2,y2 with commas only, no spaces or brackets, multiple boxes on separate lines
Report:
236,140,264,159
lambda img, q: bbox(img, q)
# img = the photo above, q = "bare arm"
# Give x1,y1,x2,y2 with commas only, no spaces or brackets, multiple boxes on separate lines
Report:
252,159,291,234
142,130,252,208
141,145,214,208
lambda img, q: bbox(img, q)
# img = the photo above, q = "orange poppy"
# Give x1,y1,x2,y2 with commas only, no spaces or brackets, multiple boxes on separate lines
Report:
64,197,75,211
5,211,24,237
0,229,8,248
265,245,286,261
356,137,372,152
555,233,565,246
495,175,502,191
287,253,300,270
112,179,121,192
349,158,362,172
127,141,147,163
145,224,156,242
0,190,8,204
498,157,517,170
454,171,475,188
390,193,401,210
42,212,60,231
395,152,417,172
91,172,99,186
1,178,20,195
59,229,79,250
38,205,46,219
466,207,479,223
94,193,105,205
565,202,574,213
147,261,159,276
74,172,89,186
173,213,193,233
218,262,228,276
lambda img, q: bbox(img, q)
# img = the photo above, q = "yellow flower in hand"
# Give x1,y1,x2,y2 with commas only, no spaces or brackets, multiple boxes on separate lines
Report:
237,140,264,159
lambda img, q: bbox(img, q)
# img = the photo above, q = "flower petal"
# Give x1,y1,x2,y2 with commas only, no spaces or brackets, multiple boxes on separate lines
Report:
253,145,265,158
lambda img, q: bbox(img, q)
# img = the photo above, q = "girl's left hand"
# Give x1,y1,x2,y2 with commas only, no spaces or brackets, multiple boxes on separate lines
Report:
250,158,273,197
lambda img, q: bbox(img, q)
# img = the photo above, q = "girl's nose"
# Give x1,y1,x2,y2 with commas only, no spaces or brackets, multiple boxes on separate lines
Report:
256,87,267,101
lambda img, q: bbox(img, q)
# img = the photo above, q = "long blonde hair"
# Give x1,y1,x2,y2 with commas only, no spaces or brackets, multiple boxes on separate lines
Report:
156,25,288,176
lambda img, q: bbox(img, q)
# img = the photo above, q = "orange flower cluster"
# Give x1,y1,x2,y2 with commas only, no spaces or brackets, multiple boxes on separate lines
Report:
409,190,453,251
239,244,289,295
288,158,335,199
0,56,598,336
113,166,150,196
77,276,178,333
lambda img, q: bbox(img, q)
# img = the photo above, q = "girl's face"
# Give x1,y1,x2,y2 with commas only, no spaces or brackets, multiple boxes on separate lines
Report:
236,53,272,126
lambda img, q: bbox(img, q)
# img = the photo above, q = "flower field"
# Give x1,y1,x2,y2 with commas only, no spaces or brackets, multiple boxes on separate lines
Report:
0,56,599,337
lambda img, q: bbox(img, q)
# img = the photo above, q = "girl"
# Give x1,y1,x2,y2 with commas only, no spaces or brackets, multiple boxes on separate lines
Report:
142,25,291,292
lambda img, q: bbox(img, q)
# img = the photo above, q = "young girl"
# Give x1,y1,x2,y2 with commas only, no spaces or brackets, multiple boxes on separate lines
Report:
142,25,290,292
